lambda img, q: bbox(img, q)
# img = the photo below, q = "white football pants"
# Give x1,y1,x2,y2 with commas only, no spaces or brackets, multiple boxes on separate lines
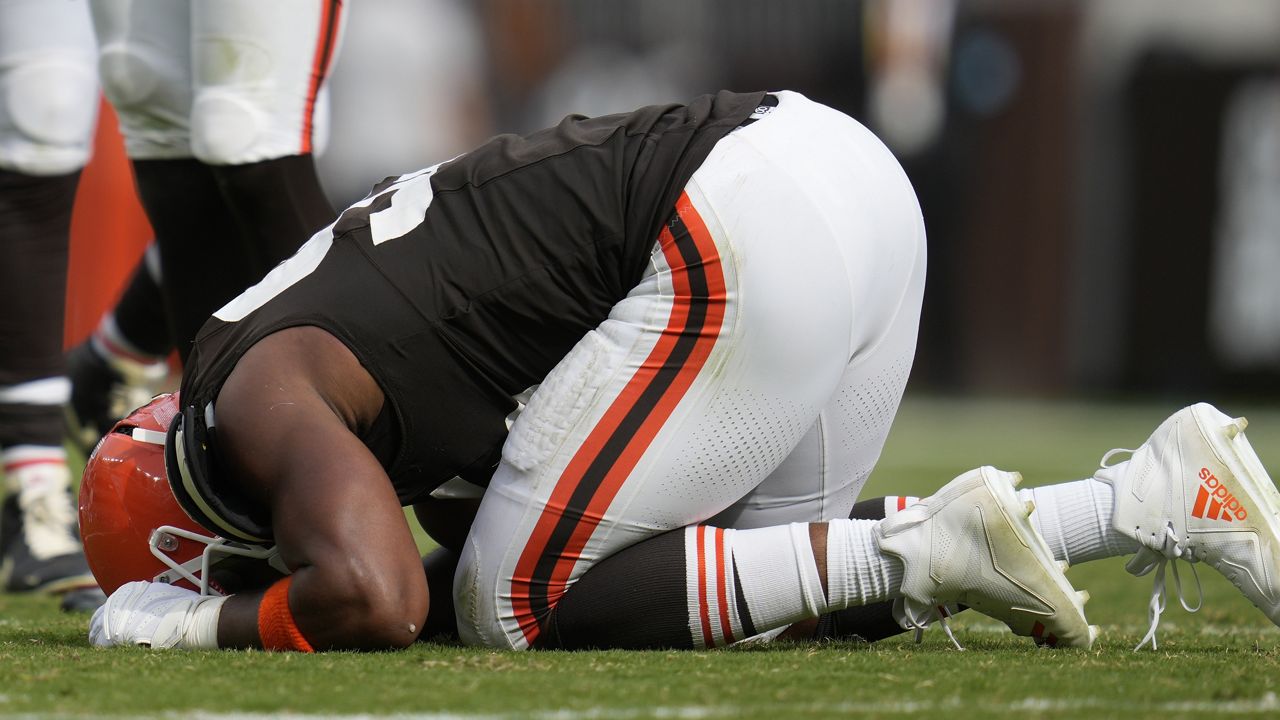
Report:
0,0,98,175
456,91,927,649
89,0,346,164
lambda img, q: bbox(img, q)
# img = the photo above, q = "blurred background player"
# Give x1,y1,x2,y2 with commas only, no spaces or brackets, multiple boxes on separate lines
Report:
316,0,491,210
66,0,493,449
63,0,350,448
65,242,168,453
0,0,104,610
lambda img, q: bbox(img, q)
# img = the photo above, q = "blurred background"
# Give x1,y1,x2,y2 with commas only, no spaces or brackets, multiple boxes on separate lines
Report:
70,0,1280,403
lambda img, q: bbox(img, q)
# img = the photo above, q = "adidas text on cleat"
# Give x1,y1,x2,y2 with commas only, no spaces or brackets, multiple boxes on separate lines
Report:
876,466,1097,650
1191,467,1248,523
1097,402,1280,650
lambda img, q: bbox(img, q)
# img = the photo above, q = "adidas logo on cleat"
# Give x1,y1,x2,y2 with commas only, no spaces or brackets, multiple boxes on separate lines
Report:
1031,621,1059,648
1191,467,1247,522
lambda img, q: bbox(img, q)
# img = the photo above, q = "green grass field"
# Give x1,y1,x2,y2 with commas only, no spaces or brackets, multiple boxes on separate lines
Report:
3,396,1280,718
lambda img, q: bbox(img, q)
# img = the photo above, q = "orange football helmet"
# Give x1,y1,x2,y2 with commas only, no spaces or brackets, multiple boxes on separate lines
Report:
78,393,281,596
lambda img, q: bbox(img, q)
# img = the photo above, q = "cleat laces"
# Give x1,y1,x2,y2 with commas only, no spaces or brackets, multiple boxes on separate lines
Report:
1102,448,1205,651
899,600,964,650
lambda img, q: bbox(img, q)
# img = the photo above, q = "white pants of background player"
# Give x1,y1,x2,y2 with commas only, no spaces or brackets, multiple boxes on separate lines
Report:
0,0,97,176
89,0,345,163
455,91,927,649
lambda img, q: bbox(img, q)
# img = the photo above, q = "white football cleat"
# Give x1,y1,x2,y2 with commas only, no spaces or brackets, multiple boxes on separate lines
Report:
1096,402,1280,649
877,466,1097,649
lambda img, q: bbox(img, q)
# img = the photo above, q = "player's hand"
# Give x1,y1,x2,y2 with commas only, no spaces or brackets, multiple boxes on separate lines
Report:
89,580,223,649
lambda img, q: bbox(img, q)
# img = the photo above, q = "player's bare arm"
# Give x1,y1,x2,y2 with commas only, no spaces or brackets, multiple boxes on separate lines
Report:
211,326,428,650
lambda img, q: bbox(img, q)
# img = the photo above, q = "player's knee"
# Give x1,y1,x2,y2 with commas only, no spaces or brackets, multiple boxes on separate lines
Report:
0,58,96,174
97,45,163,111
97,45,191,156
451,545,519,649
191,92,265,165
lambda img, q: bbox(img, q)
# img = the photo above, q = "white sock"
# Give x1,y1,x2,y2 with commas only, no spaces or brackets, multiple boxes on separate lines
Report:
717,520,902,642
2,445,69,494
882,496,921,518
93,313,166,367
1017,478,1139,564
825,519,903,609
0,377,70,405
719,523,826,637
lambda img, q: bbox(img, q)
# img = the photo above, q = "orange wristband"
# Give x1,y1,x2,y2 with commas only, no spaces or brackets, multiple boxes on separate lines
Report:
257,576,315,652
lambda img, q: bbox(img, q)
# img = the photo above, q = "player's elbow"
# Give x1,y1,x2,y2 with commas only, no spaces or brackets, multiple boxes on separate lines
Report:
301,560,429,651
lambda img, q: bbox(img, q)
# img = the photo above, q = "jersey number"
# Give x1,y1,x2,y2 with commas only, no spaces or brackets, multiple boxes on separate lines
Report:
214,162,447,322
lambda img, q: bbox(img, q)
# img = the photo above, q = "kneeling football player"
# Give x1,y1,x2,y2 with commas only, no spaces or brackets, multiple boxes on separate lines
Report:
79,90,1280,653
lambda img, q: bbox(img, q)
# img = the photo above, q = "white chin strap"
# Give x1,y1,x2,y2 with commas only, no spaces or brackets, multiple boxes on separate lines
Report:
148,525,286,596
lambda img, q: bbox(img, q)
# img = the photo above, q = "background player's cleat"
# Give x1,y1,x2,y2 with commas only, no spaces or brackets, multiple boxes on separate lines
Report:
1096,402,1280,650
877,466,1097,650
0,463,101,604
60,586,108,613
65,341,168,453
